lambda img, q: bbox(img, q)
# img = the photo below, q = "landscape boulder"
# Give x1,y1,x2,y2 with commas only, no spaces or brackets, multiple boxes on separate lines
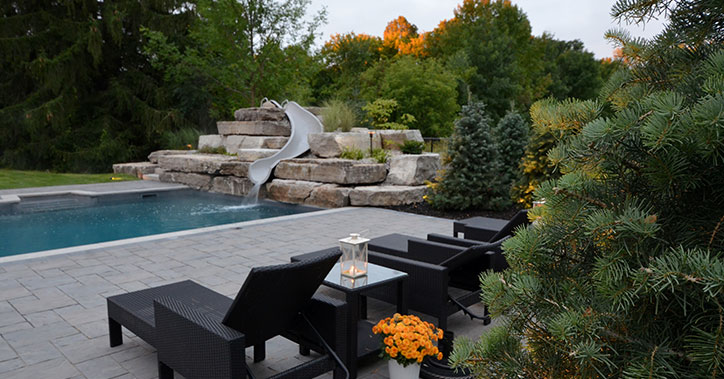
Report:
384,154,441,186
265,179,322,204
274,158,387,185
349,185,428,206
376,129,424,150
308,132,381,158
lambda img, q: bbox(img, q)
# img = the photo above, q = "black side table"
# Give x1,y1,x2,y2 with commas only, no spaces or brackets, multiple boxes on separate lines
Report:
292,248,408,379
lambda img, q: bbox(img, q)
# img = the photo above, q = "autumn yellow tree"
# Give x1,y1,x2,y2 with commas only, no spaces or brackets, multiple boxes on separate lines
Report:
382,16,427,57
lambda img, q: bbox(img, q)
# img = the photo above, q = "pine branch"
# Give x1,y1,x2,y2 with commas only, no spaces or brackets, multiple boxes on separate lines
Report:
553,187,609,208
709,214,724,249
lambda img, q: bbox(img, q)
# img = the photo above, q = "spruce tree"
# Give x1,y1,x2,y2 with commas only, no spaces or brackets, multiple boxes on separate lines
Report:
492,110,528,189
427,102,507,210
451,1,724,377
0,1,194,172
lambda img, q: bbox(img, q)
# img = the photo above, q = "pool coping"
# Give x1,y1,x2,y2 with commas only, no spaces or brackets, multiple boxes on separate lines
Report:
0,206,355,264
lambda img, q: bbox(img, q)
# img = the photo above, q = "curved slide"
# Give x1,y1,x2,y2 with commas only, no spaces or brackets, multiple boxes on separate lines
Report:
248,101,323,185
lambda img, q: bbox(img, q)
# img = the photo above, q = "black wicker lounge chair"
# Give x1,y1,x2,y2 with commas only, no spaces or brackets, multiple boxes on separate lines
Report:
366,234,508,333
107,250,348,379
452,209,529,242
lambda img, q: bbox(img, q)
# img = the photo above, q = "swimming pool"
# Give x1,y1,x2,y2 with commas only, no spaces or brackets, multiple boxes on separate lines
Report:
0,189,316,257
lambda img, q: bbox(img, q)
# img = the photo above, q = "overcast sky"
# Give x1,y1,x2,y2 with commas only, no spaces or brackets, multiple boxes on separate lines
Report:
309,0,667,58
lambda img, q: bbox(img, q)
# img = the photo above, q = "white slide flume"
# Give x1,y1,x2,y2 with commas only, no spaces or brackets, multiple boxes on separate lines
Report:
248,101,323,185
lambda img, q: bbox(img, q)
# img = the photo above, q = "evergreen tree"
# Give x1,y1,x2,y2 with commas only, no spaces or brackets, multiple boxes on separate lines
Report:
493,111,528,189
451,1,724,377
427,102,507,210
0,0,194,172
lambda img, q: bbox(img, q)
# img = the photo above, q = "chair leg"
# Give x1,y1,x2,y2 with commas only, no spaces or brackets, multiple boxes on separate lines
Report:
109,318,122,347
254,342,265,362
440,330,455,360
158,360,174,379
299,344,311,356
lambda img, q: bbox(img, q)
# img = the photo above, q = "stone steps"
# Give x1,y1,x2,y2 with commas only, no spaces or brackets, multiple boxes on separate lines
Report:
112,162,159,178
234,107,287,122
236,148,279,162
217,121,290,136
198,135,288,153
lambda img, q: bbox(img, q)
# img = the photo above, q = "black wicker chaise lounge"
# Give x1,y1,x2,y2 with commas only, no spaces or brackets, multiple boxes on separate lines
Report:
107,250,348,379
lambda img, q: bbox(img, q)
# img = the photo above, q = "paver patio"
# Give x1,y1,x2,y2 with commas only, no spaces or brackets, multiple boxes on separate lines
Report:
0,184,495,378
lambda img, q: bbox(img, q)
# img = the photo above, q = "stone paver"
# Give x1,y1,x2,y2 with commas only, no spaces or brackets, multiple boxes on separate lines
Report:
0,206,495,378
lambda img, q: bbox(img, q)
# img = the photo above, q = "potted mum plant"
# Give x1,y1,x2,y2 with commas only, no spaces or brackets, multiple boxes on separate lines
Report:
373,313,444,379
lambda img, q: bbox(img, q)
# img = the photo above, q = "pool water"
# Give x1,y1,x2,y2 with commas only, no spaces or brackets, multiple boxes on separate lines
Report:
0,191,314,257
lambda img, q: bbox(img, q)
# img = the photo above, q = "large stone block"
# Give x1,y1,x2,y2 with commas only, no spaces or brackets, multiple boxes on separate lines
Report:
157,154,241,175
384,153,441,186
305,184,351,208
274,158,387,184
376,129,424,150
308,132,381,158
219,161,250,177
265,180,322,204
349,185,428,206
236,148,279,162
112,162,159,178
198,135,223,149
234,107,287,122
239,136,288,149
211,176,254,196
217,121,290,136
159,172,213,190
148,150,196,164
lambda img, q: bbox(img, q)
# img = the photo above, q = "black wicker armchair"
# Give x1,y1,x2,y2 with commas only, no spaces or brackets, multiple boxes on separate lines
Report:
107,250,348,379
366,234,508,332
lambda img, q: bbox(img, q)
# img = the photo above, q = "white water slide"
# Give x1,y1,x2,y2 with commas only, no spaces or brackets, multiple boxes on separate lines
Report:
247,100,323,185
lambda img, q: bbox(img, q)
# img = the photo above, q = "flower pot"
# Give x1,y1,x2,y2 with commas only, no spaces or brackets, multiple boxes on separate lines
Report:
388,360,421,379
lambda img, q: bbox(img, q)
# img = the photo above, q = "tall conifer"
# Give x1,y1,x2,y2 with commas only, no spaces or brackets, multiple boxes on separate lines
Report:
0,1,194,171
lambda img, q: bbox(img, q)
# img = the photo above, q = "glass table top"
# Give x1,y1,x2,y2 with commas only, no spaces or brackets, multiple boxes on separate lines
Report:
323,262,407,291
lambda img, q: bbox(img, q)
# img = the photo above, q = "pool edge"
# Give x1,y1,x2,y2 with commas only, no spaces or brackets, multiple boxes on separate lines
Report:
0,206,356,264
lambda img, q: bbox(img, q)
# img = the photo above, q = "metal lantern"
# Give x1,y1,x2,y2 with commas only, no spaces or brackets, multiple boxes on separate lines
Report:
339,233,369,278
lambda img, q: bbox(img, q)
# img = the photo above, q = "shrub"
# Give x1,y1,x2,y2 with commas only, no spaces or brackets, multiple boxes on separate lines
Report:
362,99,414,130
510,98,600,207
493,111,528,184
426,102,508,210
160,127,201,150
369,148,389,163
320,99,357,132
339,147,365,160
399,140,425,154
198,146,233,155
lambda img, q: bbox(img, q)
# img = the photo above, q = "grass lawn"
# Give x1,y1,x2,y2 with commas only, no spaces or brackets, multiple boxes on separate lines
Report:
0,169,139,190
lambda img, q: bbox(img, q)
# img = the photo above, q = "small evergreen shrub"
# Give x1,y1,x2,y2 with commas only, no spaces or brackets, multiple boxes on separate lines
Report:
493,111,528,186
339,147,365,160
400,140,425,154
321,99,357,132
426,102,508,210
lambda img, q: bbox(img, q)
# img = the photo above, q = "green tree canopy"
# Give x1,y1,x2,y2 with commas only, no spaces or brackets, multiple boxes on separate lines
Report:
144,0,325,119
360,56,459,136
0,0,194,172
